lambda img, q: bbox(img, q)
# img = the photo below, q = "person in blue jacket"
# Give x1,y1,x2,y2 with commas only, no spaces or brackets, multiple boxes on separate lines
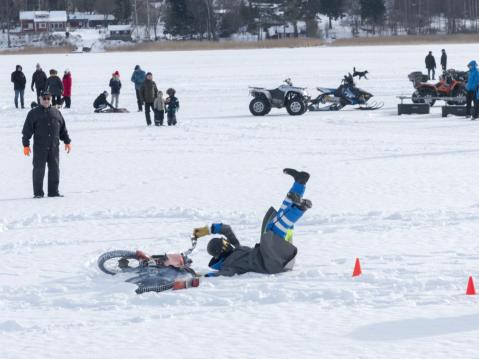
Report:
131,65,146,112
193,168,312,277
466,60,479,119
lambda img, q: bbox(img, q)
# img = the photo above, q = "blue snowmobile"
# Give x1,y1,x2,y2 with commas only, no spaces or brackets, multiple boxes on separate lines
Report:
308,70,383,111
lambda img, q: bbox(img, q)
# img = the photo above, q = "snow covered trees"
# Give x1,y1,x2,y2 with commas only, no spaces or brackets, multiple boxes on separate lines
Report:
162,0,216,40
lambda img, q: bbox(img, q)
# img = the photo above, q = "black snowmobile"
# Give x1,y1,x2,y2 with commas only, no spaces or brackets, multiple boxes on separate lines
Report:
308,70,383,111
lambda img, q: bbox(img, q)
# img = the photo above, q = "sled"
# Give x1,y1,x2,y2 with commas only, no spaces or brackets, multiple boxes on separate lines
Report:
95,108,129,113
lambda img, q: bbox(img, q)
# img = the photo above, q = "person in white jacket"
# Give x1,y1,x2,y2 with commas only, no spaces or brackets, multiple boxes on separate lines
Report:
153,90,165,126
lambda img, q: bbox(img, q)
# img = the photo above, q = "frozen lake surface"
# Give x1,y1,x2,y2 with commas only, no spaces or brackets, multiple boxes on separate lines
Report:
1,44,479,358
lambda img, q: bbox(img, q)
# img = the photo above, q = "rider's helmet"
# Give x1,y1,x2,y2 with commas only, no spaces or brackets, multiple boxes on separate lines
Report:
207,237,233,258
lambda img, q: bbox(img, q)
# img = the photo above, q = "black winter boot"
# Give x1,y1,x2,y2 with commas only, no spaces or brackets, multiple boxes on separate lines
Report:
283,168,310,184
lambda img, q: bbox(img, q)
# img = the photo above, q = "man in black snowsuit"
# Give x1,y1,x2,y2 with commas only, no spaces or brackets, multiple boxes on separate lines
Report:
22,91,72,198
441,49,448,72
93,91,115,112
193,169,312,277
425,51,437,80
11,65,26,109
31,63,47,104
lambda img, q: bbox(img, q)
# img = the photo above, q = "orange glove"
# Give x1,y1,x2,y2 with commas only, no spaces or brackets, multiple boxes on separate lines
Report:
23,147,31,156
65,144,72,153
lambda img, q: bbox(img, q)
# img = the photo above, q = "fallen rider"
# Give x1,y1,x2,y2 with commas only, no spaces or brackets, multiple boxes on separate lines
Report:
193,168,312,277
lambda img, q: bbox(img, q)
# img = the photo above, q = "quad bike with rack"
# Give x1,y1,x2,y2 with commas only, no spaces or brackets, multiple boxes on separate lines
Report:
409,69,468,107
248,78,310,116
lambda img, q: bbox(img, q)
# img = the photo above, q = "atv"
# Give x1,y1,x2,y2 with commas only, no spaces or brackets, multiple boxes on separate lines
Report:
308,70,383,111
248,78,310,116
409,69,468,106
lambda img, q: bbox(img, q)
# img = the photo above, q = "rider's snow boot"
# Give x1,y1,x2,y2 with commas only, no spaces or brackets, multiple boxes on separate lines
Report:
283,168,310,185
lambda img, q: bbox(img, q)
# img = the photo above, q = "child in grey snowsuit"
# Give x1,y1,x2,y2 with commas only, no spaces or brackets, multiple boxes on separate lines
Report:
153,90,165,126
165,88,179,126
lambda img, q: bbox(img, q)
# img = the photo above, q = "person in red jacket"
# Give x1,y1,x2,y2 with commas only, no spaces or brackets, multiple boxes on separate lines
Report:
62,69,72,108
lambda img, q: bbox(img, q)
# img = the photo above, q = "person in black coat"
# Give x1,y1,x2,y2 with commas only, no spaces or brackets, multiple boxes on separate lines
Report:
441,49,448,71
11,65,26,109
93,91,114,112
22,91,72,198
425,51,437,80
31,63,47,104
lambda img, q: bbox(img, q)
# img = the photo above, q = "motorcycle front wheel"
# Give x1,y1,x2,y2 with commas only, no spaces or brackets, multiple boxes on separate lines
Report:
97,250,142,275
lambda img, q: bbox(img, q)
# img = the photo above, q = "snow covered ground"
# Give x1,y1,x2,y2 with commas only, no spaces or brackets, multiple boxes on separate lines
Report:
1,44,479,358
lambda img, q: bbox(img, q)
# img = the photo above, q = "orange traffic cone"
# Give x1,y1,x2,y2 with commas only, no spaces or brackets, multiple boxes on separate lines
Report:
352,258,362,277
466,276,476,295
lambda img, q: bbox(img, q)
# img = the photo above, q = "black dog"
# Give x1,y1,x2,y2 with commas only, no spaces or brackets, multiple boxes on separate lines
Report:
353,67,369,80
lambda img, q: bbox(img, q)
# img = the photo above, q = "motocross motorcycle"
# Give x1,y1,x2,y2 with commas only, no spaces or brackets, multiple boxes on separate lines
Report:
98,237,200,294
249,78,310,116
308,71,383,111
409,69,468,106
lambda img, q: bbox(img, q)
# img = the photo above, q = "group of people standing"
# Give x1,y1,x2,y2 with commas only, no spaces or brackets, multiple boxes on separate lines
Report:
12,63,179,128
424,49,448,80
130,65,180,126
12,64,72,109
92,65,179,127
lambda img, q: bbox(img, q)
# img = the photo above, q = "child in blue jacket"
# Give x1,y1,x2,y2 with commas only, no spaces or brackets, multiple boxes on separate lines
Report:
165,88,180,126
